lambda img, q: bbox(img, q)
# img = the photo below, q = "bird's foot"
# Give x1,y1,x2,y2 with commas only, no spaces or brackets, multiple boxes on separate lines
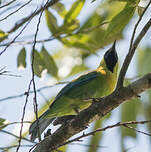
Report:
136,94,141,98
74,107,80,114
91,97,101,104
44,129,51,138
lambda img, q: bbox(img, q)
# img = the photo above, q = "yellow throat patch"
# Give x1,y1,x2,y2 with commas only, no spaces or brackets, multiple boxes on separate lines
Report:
97,66,106,75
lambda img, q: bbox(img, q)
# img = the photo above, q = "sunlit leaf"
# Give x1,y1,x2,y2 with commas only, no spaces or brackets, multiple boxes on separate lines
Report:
56,145,67,152
0,118,7,130
45,10,59,34
104,4,135,40
40,47,58,78
61,1,125,54
60,19,80,34
0,29,6,38
52,2,67,18
17,47,26,69
0,29,8,42
64,0,85,24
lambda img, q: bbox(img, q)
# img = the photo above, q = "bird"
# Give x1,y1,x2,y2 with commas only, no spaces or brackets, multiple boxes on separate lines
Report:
29,41,118,141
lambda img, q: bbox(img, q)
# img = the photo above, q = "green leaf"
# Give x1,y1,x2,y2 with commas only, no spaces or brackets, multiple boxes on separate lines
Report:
0,118,7,130
121,99,139,138
56,145,67,152
137,47,151,75
52,2,67,18
137,47,151,137
45,10,59,34
17,47,26,69
64,0,85,24
121,80,141,139
32,49,45,77
60,19,80,34
59,0,85,34
61,2,125,53
40,47,58,78
120,80,142,150
88,120,102,152
87,114,111,152
0,29,8,42
104,4,135,40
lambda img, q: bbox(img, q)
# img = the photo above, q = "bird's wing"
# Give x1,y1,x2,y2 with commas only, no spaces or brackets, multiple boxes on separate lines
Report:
54,71,99,100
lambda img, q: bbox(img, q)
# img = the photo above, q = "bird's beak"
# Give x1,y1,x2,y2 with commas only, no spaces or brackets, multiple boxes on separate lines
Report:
112,40,116,50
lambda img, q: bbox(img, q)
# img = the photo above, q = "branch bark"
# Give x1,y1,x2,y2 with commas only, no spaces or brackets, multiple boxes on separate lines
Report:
33,72,151,152
31,2,151,151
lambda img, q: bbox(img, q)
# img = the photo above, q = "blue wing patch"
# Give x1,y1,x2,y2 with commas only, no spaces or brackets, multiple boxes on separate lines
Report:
54,71,98,100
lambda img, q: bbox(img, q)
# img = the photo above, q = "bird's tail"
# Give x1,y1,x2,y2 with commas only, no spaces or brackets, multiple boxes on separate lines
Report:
29,111,55,141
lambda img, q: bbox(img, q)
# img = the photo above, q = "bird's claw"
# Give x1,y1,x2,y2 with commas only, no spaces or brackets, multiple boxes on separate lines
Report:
44,129,51,138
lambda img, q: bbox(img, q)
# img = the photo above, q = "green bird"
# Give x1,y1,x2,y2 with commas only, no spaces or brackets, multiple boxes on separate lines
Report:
29,41,118,141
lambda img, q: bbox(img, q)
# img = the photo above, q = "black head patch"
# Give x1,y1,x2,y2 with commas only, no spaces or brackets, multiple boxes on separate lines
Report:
104,41,118,73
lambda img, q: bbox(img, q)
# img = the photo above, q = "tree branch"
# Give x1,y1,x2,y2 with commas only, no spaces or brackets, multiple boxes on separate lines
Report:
0,0,33,22
31,3,151,150
8,0,59,33
59,120,151,147
0,0,17,9
33,72,151,152
116,1,151,88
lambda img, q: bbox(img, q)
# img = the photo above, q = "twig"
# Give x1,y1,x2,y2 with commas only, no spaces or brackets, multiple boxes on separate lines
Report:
0,129,35,143
0,144,32,151
0,68,21,77
116,1,151,88
31,0,50,142
129,1,151,52
0,121,31,129
0,3,20,16
123,124,151,136
0,0,33,22
32,73,151,152
0,22,108,47
8,0,59,33
69,143,107,149
16,80,32,152
58,120,151,148
0,0,17,9
123,146,136,152
0,81,68,102
0,9,36,56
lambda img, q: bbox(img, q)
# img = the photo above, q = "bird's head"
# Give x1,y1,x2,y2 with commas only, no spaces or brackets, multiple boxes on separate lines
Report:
104,41,118,73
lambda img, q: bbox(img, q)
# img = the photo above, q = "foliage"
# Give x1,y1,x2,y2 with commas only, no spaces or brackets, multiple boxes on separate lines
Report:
0,0,150,151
